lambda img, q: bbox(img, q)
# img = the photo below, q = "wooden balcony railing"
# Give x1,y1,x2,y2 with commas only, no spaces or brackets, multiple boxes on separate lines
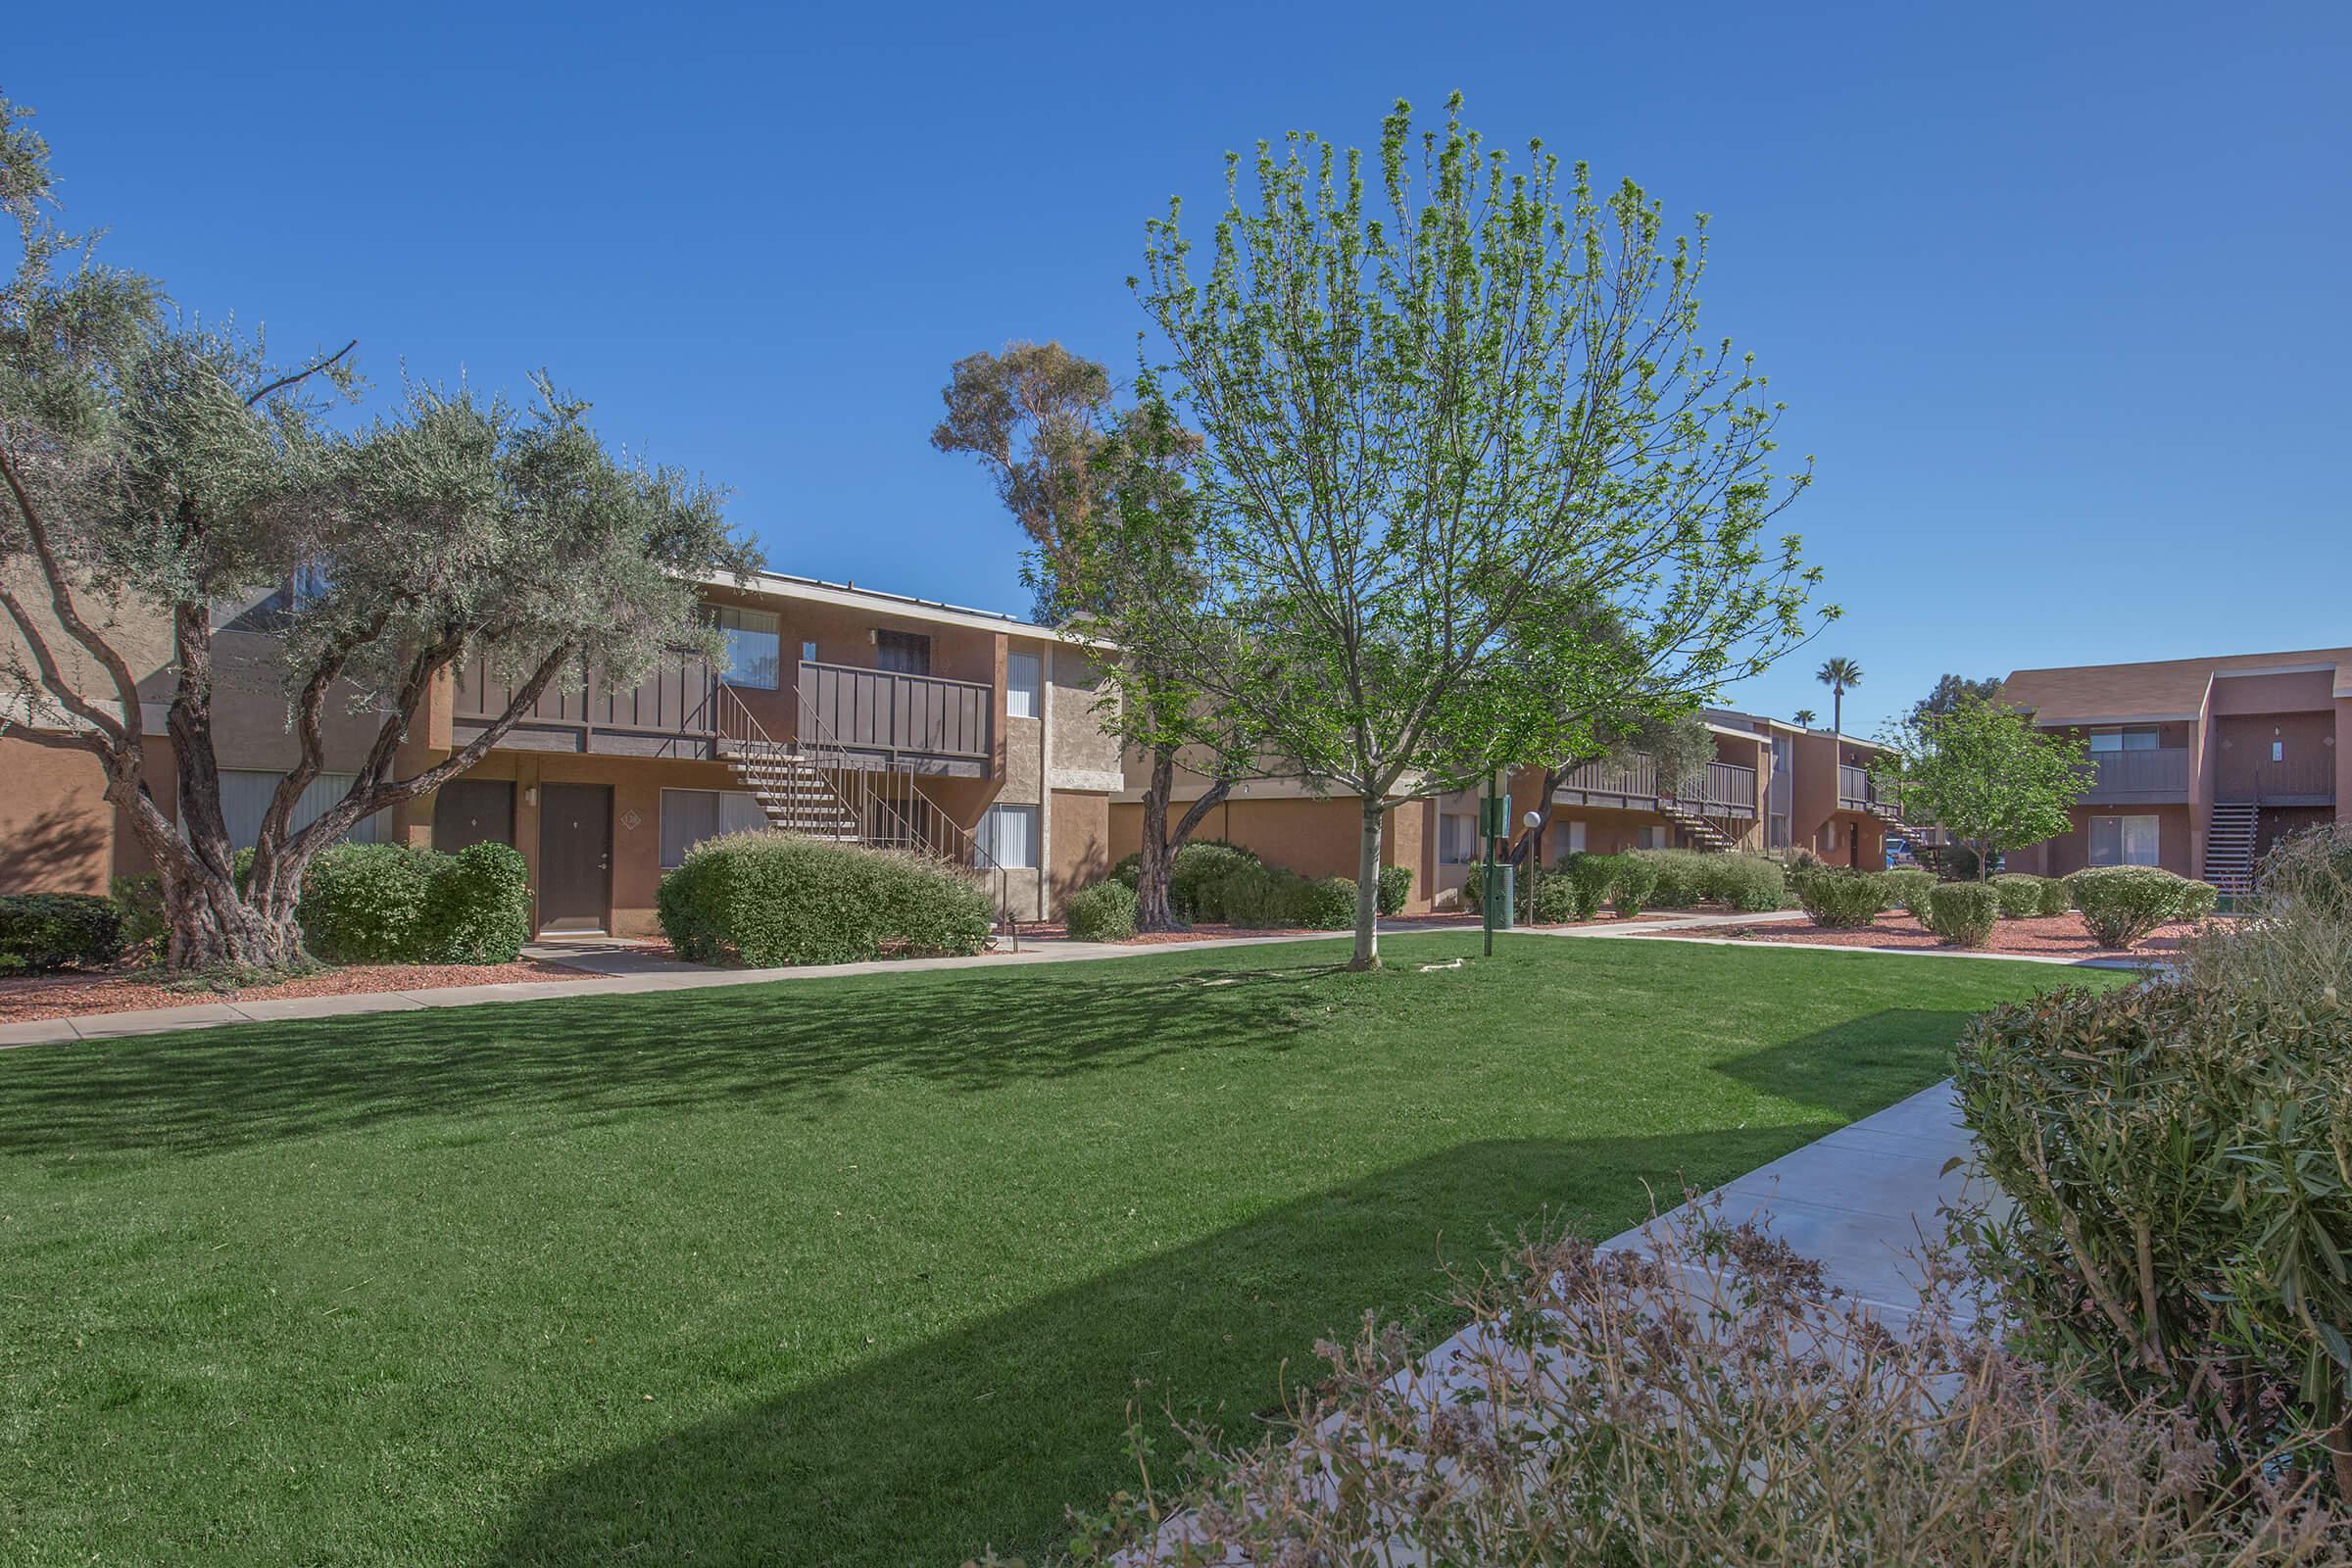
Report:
795,659,992,775
1838,763,1873,811
2082,747,2191,801
450,649,718,758
2225,755,2335,805
1558,755,1757,817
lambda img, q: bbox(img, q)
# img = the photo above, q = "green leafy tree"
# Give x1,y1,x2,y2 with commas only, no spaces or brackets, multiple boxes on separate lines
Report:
1910,671,2002,725
1131,95,1818,967
1816,655,1862,735
1874,695,2090,881
0,94,756,970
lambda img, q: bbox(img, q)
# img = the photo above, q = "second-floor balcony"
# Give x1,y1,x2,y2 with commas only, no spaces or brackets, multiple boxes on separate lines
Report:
1838,763,1876,812
2080,747,2191,803
451,653,994,775
1557,756,1758,818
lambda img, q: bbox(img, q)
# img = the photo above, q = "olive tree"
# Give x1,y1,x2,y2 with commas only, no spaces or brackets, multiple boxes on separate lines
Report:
0,95,756,969
1133,95,1819,968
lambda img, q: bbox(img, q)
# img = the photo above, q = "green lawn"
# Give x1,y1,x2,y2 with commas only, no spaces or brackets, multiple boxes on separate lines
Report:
0,935,2130,1566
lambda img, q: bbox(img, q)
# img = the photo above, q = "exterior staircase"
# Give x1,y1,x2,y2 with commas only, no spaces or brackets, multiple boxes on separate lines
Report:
719,742,863,841
2205,800,2259,894
1660,801,1734,852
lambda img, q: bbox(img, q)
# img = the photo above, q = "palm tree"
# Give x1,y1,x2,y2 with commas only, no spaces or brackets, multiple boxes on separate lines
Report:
1816,657,1863,736
1792,708,1817,727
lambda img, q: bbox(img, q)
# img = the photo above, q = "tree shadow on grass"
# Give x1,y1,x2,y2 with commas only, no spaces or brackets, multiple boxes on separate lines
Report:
0,956,1367,1165
1711,1007,1986,1121
476,1128,1816,1568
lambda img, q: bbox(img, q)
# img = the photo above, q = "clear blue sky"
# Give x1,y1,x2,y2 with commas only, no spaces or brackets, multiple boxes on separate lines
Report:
15,1,2347,734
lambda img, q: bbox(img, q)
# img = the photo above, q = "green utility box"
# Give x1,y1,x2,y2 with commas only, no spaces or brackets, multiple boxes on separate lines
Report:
1484,862,1515,929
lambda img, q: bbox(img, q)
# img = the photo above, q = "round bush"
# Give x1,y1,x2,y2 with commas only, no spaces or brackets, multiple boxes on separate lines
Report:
1376,864,1413,916
1611,855,1659,918
1297,876,1357,930
297,843,436,962
1989,873,2049,920
1793,867,1887,929
2064,866,2208,950
1881,866,1936,921
419,842,531,963
1635,850,1707,909
1063,880,1139,941
656,832,994,966
1925,881,2001,947
0,893,124,973
1169,842,1260,922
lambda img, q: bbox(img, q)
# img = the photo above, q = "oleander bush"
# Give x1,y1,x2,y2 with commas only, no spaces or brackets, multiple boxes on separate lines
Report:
417,843,531,963
1062,879,1139,942
296,843,437,962
1610,853,1659,917
1790,865,1887,929
0,892,124,973
1376,863,1413,915
2064,865,2215,949
657,831,994,966
1924,881,2001,947
1881,866,1936,920
1559,852,1617,921
1297,875,1357,931
1989,872,2051,919
1037,1206,2343,1566
1631,849,1786,912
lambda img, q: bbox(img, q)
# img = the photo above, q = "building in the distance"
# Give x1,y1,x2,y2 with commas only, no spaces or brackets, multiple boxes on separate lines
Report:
1995,646,2352,891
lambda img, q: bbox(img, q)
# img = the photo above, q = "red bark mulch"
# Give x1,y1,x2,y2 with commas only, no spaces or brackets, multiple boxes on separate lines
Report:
0,957,593,1025
1643,911,2200,960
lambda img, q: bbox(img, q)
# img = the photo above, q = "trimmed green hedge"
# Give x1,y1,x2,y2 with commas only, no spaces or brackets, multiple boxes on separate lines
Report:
0,893,124,973
658,832,994,966
1376,864,1413,916
2064,866,2215,949
418,843,531,963
1925,881,2001,947
294,841,533,965
1562,853,1616,921
1610,854,1659,918
1791,866,1887,929
1063,880,1139,942
1989,873,2053,920
1880,866,1936,921
1633,850,1786,913
1109,840,1264,922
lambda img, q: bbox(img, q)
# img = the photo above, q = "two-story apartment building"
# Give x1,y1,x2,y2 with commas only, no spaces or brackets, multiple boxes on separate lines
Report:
1,572,1126,933
1108,707,1902,911
1996,646,2352,891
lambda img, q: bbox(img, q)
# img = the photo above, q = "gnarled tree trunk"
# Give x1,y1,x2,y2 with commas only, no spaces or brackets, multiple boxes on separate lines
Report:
1132,744,1234,932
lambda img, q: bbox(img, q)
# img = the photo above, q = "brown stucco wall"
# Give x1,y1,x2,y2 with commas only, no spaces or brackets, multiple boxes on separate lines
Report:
2024,803,2196,879
1105,794,1434,911
1047,789,1111,912
0,737,116,895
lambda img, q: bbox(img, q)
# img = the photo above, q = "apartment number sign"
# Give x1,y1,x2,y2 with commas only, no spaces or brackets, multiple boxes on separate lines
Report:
618,808,644,833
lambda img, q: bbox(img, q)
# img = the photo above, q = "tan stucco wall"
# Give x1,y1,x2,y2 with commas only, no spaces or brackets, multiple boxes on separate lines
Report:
2009,803,2194,879
1105,794,1434,911
1048,789,1112,912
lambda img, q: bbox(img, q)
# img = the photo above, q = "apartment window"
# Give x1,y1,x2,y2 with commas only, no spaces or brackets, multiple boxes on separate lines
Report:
801,640,818,664
1768,812,1791,850
875,630,931,675
1636,824,1668,851
1006,650,1042,718
976,804,1038,869
715,606,780,689
1544,819,1587,862
2088,814,2160,867
1439,812,1479,865
2273,740,2285,762
2087,728,2161,753
660,788,768,868
215,770,387,852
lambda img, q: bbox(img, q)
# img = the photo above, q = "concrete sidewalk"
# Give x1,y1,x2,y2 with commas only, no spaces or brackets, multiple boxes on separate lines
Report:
0,919,1474,1050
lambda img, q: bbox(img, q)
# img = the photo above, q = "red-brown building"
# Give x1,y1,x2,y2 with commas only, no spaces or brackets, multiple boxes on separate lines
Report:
1996,646,2352,890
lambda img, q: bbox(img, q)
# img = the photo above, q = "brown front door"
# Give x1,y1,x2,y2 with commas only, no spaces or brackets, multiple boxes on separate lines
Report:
433,780,514,853
537,783,612,933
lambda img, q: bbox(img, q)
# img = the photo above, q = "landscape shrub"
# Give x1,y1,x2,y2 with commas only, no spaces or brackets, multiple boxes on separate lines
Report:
1296,876,1356,931
296,843,436,962
1957,963,2352,1499
1375,863,1412,916
1791,865,1886,929
1168,842,1259,921
0,893,124,973
417,842,531,963
1880,865,1936,920
2063,865,2212,949
1635,848,1787,913
1044,1206,2341,1566
1560,852,1617,921
1636,848,1709,908
1062,880,1138,942
110,874,168,953
656,831,993,965
1989,872,2050,919
1610,854,1659,917
1923,881,2000,947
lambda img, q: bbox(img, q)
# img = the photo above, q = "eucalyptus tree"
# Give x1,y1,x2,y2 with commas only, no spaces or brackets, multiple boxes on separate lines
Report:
1132,95,1821,968
0,94,756,969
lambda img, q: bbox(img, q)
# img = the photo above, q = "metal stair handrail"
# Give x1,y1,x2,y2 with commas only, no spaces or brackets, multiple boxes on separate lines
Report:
714,679,1017,946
